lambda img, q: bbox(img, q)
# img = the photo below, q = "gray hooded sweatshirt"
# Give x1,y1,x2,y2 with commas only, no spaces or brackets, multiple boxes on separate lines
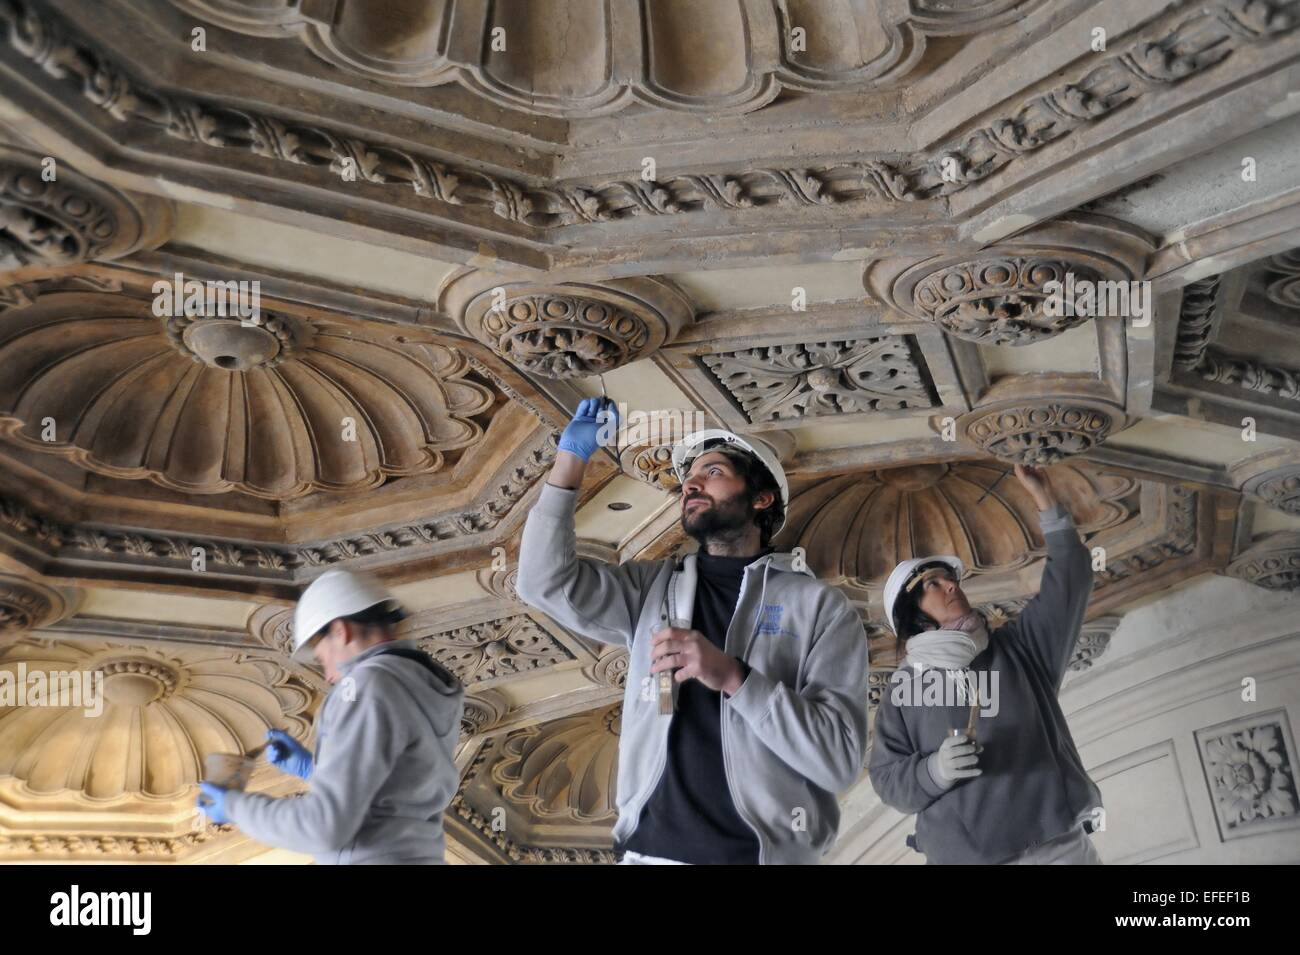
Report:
226,640,464,864
516,483,869,865
868,504,1103,864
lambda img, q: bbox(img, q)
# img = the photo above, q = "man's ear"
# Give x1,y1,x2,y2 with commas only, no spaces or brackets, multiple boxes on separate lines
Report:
751,489,775,513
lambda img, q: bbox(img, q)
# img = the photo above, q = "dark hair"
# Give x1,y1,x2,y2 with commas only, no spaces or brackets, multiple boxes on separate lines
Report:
695,440,785,547
316,602,407,640
891,561,953,647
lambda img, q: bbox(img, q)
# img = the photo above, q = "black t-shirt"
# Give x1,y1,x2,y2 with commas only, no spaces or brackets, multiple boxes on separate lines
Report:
621,550,767,864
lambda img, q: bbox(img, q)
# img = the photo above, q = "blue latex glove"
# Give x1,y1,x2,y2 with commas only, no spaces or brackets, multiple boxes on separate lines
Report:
197,782,233,825
266,728,313,780
557,398,618,462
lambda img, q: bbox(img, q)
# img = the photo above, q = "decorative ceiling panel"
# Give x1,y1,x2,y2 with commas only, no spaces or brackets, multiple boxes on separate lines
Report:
166,0,1046,115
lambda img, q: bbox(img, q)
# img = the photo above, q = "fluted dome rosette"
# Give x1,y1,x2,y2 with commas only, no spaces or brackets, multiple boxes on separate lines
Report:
0,294,495,499
773,462,1133,587
0,638,318,802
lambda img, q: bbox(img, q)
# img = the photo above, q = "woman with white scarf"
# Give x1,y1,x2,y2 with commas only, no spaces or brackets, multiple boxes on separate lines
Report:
868,464,1104,864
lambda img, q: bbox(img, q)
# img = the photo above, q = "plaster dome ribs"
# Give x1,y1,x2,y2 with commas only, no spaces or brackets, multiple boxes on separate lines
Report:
165,0,1044,116
0,296,495,499
773,462,1133,588
0,637,316,800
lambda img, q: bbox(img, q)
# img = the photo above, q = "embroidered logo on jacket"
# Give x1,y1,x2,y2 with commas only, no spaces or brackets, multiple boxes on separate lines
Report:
757,604,791,636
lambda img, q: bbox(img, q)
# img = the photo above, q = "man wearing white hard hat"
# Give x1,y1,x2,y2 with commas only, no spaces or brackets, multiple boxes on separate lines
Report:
195,568,464,864
869,463,1104,864
516,398,868,864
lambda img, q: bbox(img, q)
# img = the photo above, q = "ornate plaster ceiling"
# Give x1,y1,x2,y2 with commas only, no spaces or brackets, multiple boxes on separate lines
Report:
2,0,1300,862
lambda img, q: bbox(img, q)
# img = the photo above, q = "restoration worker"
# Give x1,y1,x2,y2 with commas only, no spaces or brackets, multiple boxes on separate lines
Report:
869,464,1104,864
516,398,868,864
196,569,464,864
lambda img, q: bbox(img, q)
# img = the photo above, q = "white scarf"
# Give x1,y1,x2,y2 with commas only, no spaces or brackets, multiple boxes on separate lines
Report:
903,611,990,705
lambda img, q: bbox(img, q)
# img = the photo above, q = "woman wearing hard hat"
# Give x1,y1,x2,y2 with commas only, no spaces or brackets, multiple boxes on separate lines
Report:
196,569,465,864
869,464,1105,864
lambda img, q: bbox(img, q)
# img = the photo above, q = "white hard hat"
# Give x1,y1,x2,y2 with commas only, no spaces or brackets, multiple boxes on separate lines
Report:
291,569,404,663
671,429,789,534
882,556,965,637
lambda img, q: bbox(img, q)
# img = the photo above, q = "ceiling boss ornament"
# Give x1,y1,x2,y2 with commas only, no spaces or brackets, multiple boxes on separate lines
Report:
955,398,1124,466
865,217,1151,345
0,147,172,272
440,273,693,379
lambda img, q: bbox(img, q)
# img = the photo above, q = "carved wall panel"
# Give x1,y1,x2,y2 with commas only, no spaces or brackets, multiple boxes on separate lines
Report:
774,461,1133,587
442,272,693,379
0,293,495,499
700,336,934,423
167,0,1045,115
1195,711,1299,841
0,146,172,272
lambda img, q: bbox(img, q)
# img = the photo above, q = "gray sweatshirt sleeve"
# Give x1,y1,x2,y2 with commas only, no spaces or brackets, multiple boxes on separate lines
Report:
868,683,947,814
515,482,662,647
726,588,868,794
224,668,409,856
1007,503,1094,692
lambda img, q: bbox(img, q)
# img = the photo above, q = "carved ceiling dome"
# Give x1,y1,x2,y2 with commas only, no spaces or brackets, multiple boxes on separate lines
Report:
775,462,1133,587
0,295,495,499
491,703,620,823
168,0,1042,116
0,638,316,801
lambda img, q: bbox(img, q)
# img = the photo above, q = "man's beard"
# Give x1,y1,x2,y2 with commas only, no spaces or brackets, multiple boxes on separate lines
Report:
681,489,755,547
